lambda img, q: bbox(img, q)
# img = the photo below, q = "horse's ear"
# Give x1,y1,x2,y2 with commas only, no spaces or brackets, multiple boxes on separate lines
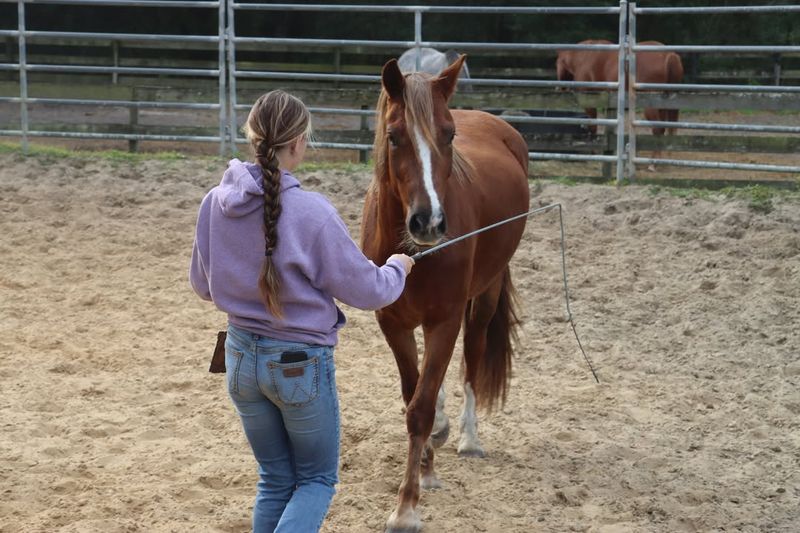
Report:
382,59,405,101
435,54,466,101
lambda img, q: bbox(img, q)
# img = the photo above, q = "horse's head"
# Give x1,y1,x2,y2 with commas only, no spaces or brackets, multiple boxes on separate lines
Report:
376,55,466,247
555,52,575,89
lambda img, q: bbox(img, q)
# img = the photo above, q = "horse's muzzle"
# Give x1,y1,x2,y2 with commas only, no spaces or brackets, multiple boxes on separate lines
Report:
408,210,447,246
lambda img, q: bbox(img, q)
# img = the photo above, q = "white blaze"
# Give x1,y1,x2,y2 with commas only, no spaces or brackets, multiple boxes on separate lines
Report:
413,125,443,226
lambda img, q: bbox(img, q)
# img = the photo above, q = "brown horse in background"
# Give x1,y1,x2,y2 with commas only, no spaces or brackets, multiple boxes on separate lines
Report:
556,39,684,137
361,55,530,532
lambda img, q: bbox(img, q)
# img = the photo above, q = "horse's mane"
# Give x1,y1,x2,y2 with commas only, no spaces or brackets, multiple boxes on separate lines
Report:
373,71,474,185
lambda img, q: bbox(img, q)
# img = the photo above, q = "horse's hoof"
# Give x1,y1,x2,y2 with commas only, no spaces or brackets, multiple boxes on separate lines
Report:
457,444,486,458
385,509,422,533
430,419,450,448
421,473,443,490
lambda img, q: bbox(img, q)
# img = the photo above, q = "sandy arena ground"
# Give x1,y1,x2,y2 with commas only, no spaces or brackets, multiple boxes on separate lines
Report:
0,150,798,532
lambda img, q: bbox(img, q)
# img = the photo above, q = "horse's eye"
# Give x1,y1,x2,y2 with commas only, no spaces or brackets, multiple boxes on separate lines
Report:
445,130,456,145
387,131,398,147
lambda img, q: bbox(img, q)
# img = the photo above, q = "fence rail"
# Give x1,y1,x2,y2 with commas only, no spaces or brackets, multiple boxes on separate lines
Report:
1,0,798,181
625,0,800,179
0,0,228,154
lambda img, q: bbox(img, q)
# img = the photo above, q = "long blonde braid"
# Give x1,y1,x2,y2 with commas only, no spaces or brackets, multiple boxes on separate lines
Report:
243,90,311,317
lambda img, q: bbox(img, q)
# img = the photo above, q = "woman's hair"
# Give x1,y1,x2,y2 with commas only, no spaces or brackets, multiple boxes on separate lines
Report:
243,90,311,318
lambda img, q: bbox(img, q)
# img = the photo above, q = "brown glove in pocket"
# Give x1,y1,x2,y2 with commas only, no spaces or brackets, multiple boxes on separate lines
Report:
209,331,227,373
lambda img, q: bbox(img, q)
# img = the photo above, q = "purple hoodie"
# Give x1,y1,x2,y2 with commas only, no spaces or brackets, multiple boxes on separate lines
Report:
190,159,407,346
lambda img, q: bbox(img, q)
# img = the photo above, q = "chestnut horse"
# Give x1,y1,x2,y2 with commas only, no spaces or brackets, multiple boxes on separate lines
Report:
361,56,529,532
556,39,684,136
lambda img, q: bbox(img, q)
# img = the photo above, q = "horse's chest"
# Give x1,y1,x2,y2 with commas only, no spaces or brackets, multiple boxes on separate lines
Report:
395,267,469,314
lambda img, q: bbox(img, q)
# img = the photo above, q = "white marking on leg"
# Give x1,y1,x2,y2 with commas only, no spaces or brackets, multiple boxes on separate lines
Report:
386,506,421,533
420,443,443,490
430,383,449,448
458,382,485,457
413,125,443,227
434,383,446,429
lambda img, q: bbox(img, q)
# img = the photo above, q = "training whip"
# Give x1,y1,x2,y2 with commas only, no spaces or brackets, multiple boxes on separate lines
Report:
410,204,558,262
409,203,600,383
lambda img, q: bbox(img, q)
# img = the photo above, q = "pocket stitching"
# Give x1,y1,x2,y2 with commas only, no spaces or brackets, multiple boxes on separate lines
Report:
267,356,320,406
229,350,244,394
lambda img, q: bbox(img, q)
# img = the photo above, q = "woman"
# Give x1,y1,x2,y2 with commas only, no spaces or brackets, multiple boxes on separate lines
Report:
189,90,414,532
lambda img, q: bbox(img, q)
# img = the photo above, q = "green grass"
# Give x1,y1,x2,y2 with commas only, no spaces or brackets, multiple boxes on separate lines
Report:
718,184,779,214
550,176,580,186
0,142,378,173
647,182,800,214
298,160,371,173
647,184,714,201
0,141,202,163
3,142,798,215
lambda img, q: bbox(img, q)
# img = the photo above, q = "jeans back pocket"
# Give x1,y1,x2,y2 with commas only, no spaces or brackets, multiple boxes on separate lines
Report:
226,349,244,395
267,355,320,407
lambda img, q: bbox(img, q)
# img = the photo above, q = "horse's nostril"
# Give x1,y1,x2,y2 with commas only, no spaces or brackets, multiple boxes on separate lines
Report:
409,213,425,235
437,217,447,235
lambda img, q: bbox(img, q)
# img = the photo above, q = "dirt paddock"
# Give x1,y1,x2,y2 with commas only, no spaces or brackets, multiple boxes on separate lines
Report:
0,150,798,532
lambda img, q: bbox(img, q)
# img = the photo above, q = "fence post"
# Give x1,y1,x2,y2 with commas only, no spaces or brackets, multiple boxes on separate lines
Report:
626,2,637,181
773,53,782,86
17,0,29,154
218,0,227,156
227,0,238,155
601,101,613,180
615,0,628,184
359,104,369,163
128,86,140,153
334,47,341,89
414,9,422,70
112,40,119,85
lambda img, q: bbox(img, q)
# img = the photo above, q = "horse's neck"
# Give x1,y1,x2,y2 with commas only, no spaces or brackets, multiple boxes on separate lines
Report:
365,174,405,260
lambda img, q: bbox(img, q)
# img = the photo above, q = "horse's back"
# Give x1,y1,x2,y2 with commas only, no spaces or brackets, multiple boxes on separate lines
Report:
450,110,530,294
452,109,529,182
573,39,618,81
450,109,530,230
568,40,680,83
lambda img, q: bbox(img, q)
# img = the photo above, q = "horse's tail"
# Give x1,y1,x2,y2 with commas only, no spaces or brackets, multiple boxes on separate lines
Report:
470,266,520,411
665,53,684,134
666,52,684,84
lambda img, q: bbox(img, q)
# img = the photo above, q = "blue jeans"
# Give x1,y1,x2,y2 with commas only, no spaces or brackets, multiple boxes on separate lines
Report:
225,324,340,533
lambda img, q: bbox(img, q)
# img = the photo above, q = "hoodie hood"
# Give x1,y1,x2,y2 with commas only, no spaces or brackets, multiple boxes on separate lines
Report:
217,158,301,218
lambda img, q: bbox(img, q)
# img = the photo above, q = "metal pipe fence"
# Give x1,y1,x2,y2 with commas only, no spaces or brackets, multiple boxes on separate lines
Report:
0,0,228,155
0,1,798,182
627,2,800,179
227,1,627,181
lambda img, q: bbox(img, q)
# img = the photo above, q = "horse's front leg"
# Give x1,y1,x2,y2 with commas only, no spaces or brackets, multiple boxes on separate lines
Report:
377,315,419,405
386,316,461,533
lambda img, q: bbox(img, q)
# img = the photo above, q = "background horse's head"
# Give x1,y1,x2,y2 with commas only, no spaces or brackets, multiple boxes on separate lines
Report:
396,47,472,93
555,52,575,83
374,55,470,247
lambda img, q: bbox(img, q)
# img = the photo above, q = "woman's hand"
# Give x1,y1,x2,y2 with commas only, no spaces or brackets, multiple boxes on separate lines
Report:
388,254,415,275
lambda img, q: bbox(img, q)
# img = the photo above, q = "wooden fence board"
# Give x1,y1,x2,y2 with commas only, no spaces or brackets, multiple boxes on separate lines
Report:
636,134,800,154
